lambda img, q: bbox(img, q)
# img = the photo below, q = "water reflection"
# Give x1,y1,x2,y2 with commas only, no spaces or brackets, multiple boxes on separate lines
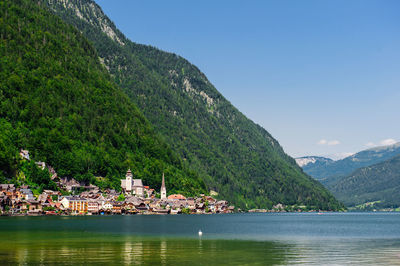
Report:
160,240,167,265
2,214,400,265
0,232,289,265
3,232,400,265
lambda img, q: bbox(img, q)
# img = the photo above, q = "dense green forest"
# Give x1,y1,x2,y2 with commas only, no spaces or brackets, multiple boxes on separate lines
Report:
43,0,343,210
331,155,400,208
0,0,206,196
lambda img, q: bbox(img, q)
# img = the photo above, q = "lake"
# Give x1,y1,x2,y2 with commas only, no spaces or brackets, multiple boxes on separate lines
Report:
1,212,400,265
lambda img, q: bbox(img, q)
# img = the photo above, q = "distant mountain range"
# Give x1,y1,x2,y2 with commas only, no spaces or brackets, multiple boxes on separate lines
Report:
296,143,400,184
297,143,400,208
295,156,333,169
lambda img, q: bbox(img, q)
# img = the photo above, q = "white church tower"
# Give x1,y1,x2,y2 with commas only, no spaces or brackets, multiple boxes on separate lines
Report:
160,173,166,200
126,169,132,192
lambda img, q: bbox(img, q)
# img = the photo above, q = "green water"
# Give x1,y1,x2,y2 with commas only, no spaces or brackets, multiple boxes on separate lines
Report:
2,213,400,265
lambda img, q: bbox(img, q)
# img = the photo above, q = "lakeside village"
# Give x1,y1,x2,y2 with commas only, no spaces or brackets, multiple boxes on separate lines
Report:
0,150,236,216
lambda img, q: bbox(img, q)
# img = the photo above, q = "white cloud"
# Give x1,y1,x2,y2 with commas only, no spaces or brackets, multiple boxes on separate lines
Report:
380,138,397,146
365,138,397,148
365,142,376,148
317,139,340,146
327,140,340,146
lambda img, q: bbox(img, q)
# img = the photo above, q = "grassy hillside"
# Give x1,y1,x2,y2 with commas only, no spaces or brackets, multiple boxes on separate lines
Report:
44,0,343,210
0,0,206,196
331,155,400,208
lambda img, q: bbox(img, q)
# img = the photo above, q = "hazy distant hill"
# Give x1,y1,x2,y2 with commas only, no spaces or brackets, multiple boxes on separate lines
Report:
298,143,400,185
331,154,400,208
43,0,342,210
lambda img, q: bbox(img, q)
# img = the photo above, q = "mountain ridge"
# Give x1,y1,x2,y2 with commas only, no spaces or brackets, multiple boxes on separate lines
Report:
43,0,342,210
298,143,400,185
331,154,400,208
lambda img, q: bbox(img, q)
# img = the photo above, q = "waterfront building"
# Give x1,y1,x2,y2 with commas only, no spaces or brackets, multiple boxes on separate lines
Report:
87,200,99,214
60,196,88,213
102,201,113,211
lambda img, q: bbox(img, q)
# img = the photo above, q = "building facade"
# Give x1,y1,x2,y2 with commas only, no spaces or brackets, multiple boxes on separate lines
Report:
121,169,144,196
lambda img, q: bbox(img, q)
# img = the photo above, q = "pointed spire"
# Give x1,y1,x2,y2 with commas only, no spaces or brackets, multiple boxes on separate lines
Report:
160,172,167,200
161,172,165,189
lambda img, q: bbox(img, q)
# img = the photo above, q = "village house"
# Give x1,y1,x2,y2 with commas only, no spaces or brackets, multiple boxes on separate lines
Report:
35,161,46,170
101,201,113,212
143,186,154,198
1,162,235,216
60,196,88,214
20,188,34,200
27,199,42,212
112,201,123,214
87,200,100,214
19,149,30,160
167,194,186,200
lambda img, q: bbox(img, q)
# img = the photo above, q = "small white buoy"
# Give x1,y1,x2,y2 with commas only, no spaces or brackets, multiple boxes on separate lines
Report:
198,230,203,236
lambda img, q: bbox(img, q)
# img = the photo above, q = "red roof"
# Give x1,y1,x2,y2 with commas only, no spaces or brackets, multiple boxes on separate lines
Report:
167,194,186,200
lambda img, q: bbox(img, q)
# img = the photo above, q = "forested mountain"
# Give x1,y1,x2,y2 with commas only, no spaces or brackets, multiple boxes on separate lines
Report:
0,0,206,196
43,0,342,210
298,143,400,186
331,155,400,208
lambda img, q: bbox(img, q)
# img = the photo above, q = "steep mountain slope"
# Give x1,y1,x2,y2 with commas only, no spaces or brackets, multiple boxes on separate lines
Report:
299,143,400,184
331,155,400,208
43,0,342,210
0,0,206,196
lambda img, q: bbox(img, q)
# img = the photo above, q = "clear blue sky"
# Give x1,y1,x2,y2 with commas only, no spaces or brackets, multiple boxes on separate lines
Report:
96,0,400,159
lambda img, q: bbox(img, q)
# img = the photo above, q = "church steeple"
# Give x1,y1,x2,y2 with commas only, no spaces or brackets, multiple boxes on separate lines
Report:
160,172,166,200
126,168,132,192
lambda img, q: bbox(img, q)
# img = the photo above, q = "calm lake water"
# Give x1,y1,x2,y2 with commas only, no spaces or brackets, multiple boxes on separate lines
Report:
1,212,400,265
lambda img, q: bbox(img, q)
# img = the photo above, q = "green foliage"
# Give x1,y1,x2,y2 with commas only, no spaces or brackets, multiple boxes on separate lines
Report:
44,0,343,210
0,0,206,196
19,160,57,192
117,193,125,202
43,206,55,212
181,208,191,214
331,155,400,208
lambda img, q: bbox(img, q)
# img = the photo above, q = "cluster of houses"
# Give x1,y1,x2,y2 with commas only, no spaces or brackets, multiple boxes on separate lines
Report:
0,151,235,215
0,181,233,216
0,184,62,215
